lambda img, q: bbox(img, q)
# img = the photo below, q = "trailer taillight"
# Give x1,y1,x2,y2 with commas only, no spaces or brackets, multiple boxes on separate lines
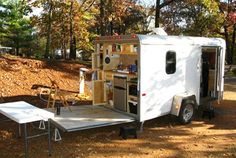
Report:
142,93,146,96
131,34,137,38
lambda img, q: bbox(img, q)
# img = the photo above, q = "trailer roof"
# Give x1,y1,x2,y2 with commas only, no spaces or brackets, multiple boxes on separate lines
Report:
138,35,226,47
95,34,225,48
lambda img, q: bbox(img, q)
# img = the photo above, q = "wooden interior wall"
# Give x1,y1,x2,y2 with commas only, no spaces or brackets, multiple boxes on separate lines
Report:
120,55,138,67
93,81,105,104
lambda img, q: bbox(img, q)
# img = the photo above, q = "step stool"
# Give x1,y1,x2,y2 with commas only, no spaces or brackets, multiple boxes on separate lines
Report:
202,101,215,120
119,127,137,139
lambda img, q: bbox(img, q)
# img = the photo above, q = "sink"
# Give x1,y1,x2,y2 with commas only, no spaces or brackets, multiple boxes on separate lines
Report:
117,70,129,74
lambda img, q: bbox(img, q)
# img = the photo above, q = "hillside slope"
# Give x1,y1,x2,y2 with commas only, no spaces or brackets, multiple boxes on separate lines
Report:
0,54,92,107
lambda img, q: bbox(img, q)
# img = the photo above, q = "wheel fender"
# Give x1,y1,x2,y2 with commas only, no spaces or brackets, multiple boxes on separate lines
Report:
171,94,197,116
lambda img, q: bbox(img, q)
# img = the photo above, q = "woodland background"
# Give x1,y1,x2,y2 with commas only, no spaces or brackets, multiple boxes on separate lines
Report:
0,0,235,64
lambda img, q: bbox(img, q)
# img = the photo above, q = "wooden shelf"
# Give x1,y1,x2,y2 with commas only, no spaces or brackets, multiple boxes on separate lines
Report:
112,52,137,55
128,95,138,100
127,81,138,84
128,100,138,104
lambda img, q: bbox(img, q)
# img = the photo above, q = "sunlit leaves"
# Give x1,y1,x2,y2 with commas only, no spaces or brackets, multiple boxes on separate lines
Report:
96,0,146,34
32,0,98,58
161,0,225,36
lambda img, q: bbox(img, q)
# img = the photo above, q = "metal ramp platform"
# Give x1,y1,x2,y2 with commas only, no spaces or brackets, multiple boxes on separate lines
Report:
49,105,135,132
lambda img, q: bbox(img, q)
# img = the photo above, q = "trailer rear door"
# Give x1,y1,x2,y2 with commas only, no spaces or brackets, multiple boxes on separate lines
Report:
49,105,135,132
216,47,224,102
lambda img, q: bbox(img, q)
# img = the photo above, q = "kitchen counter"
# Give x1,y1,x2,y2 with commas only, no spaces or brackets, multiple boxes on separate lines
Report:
104,70,137,81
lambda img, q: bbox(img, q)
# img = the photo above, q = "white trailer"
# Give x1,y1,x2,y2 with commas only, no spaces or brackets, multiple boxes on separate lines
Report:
50,34,225,132
92,34,225,125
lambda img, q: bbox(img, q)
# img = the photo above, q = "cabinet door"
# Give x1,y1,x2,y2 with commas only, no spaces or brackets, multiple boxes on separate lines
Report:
92,80,106,105
92,53,102,70
216,47,224,102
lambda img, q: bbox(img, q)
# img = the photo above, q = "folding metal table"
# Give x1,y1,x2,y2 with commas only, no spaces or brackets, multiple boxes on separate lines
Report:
0,101,54,158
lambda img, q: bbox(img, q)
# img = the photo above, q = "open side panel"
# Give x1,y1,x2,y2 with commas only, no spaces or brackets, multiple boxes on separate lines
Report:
216,47,224,102
92,70,106,105
92,53,102,70
92,43,103,70
184,46,202,104
93,80,106,105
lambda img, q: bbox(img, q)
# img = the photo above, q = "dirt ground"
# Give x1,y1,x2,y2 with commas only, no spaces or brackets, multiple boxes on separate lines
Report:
0,55,236,158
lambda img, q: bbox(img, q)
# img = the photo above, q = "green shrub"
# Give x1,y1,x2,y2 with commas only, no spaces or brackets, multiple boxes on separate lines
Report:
35,52,43,59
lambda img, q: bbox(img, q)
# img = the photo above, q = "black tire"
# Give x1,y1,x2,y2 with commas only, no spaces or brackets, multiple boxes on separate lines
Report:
178,102,195,124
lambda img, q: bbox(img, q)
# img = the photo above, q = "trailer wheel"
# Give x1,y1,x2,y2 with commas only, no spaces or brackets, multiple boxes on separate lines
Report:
178,102,195,124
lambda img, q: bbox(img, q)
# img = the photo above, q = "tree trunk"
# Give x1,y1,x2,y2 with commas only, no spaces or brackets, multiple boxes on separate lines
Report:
61,28,67,59
60,5,67,60
73,35,76,58
230,23,236,64
121,24,126,34
62,40,67,59
69,0,76,60
110,21,113,35
155,0,176,28
45,0,53,59
16,47,19,56
224,25,231,64
155,0,160,28
100,0,105,36
108,0,113,35
118,25,121,35
218,0,232,64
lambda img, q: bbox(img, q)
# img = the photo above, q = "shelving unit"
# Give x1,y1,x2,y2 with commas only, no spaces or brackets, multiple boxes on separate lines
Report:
112,52,137,56
127,80,138,115
92,41,139,115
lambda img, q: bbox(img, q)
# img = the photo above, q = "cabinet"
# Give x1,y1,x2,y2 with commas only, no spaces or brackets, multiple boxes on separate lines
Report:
113,76,127,112
92,42,139,111
127,79,138,115
92,43,104,70
92,80,106,105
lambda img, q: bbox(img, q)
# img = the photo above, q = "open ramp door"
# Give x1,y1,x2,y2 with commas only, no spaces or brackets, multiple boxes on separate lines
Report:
49,105,135,132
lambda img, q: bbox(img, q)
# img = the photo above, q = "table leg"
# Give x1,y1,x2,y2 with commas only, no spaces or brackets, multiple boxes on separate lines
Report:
24,123,28,158
18,124,21,138
48,120,51,156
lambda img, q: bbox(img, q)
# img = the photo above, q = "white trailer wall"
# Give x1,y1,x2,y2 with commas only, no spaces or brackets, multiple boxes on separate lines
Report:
139,44,186,122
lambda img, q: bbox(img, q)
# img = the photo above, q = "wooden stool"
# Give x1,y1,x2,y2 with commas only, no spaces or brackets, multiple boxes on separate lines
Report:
47,78,71,112
202,108,215,120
